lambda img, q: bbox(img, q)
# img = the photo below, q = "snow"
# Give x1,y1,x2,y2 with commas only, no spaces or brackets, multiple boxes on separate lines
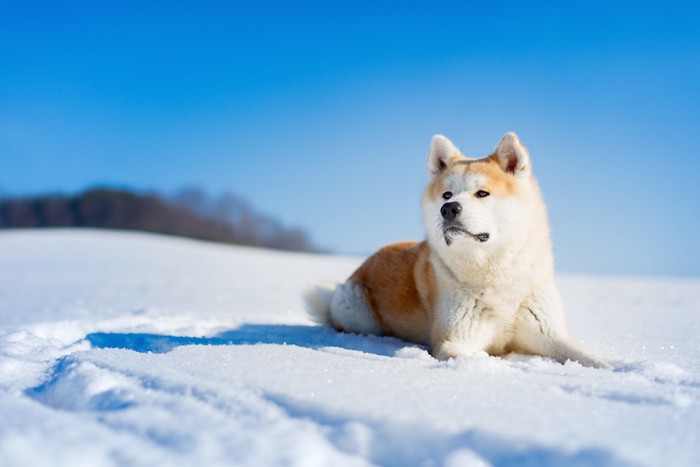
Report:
1,229,698,467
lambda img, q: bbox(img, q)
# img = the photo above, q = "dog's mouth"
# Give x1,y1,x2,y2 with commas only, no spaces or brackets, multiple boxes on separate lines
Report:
443,225,490,245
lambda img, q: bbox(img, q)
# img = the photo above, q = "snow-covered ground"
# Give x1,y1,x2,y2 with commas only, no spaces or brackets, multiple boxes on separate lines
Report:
1,229,698,466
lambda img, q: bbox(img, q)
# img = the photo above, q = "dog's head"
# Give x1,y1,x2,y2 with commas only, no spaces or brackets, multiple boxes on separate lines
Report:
422,133,538,255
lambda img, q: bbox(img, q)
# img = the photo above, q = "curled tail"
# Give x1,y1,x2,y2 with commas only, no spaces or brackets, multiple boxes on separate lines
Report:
303,283,338,325
304,281,382,335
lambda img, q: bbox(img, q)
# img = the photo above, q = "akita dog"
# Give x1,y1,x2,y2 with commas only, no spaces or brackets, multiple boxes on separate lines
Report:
306,133,610,369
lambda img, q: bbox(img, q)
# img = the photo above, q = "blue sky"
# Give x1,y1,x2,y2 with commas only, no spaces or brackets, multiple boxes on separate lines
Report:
1,1,699,276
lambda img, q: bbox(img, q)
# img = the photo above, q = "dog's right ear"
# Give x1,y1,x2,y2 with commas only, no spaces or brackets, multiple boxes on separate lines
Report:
428,135,459,176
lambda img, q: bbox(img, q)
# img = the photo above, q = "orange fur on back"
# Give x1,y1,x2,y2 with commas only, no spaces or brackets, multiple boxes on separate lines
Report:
349,241,435,345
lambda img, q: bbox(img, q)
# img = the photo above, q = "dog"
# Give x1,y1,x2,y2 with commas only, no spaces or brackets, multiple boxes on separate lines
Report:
306,133,610,369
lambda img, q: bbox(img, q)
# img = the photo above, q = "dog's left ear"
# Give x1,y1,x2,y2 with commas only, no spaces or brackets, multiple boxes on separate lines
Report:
495,132,530,178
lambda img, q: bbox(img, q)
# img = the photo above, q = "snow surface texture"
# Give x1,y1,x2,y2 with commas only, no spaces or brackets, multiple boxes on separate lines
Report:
1,229,698,467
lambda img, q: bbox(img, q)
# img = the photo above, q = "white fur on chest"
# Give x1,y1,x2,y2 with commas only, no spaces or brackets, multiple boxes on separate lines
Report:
434,275,525,356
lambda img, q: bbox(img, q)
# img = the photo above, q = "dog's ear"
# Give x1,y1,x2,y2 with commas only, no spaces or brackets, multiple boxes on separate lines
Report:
428,135,460,176
494,132,530,177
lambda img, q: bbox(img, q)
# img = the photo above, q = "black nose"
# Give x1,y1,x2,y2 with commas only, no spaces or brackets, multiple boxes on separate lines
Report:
440,201,462,221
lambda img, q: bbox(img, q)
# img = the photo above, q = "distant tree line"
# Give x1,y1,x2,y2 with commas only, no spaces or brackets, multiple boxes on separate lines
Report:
0,187,320,252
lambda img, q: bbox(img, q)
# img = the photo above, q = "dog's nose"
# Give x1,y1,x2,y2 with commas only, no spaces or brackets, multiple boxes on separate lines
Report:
440,202,462,221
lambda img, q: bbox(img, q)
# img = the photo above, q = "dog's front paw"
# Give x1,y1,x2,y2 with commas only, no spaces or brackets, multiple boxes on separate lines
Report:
431,340,481,361
573,355,613,370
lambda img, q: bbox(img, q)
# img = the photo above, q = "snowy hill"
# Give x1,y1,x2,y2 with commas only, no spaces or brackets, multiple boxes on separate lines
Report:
0,229,698,466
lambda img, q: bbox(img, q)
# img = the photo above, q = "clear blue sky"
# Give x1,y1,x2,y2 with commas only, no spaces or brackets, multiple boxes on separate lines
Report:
1,1,699,276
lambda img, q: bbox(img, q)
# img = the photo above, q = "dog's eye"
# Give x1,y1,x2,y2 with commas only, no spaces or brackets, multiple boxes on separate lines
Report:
475,190,490,198
442,191,453,200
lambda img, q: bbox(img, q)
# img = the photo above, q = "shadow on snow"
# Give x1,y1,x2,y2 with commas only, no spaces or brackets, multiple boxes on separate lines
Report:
85,324,416,358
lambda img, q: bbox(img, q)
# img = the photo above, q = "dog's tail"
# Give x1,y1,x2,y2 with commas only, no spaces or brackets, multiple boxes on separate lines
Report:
303,282,338,325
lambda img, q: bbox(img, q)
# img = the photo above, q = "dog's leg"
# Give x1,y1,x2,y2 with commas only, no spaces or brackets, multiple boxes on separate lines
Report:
511,282,611,369
430,297,497,361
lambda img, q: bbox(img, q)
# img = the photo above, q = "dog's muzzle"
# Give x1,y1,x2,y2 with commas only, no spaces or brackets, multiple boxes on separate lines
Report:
441,202,490,245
